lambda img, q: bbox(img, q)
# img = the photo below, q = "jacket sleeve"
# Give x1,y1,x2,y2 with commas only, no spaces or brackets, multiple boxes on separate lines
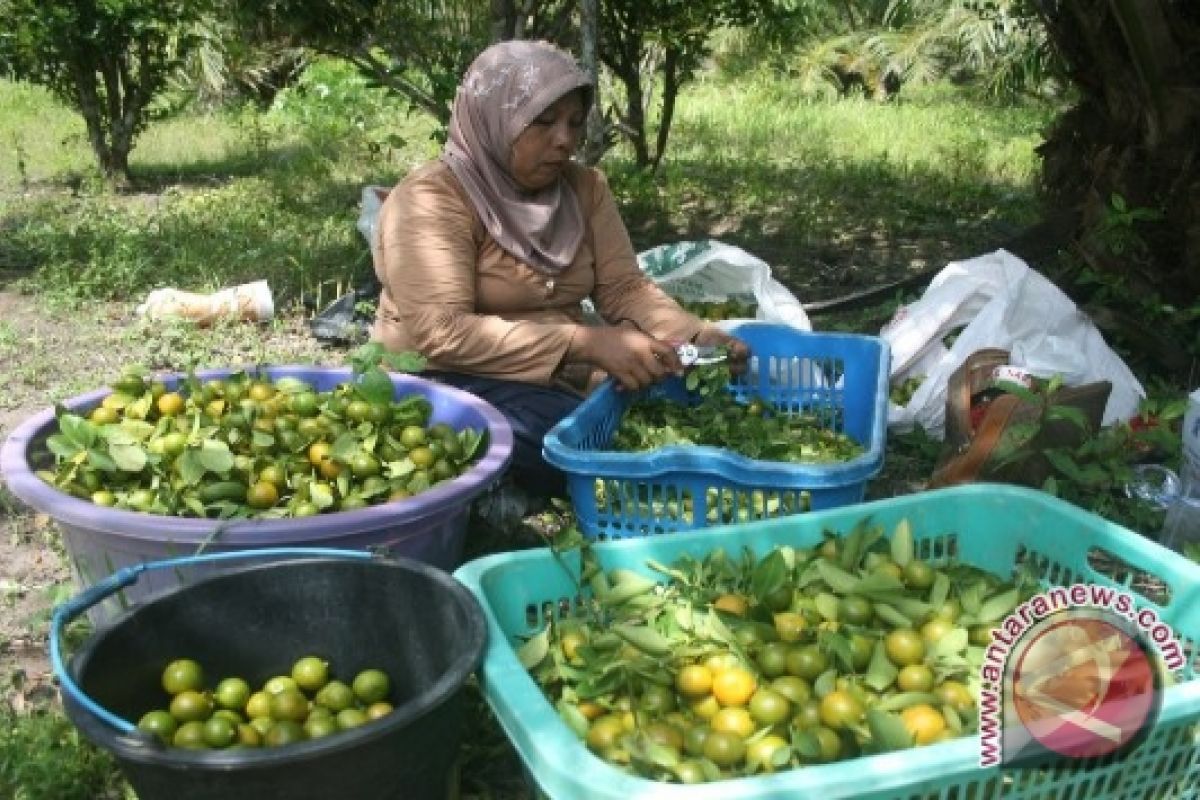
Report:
376,169,577,385
586,170,706,343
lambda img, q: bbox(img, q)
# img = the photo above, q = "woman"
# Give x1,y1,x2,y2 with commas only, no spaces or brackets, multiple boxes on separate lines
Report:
372,39,748,507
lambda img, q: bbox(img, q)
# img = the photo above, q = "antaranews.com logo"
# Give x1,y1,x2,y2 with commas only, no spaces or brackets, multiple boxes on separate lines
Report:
978,583,1184,767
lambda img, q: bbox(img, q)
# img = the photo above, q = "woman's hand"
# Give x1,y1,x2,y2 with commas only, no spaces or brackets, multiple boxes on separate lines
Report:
693,325,750,374
569,325,684,392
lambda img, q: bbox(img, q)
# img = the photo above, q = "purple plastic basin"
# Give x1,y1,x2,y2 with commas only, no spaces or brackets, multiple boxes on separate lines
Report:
0,366,513,623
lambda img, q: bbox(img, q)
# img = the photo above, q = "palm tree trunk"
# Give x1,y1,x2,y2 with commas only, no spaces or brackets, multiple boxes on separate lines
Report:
1036,1,1200,303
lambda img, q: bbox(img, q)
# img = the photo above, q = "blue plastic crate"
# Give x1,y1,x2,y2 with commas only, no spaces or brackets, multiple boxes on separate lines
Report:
543,322,890,538
454,484,1200,800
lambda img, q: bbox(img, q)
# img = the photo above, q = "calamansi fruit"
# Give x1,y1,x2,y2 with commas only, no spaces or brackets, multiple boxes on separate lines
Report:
746,734,789,772
292,656,330,693
162,659,205,695
336,708,369,730
263,720,306,748
365,701,393,720
702,730,746,768
156,392,185,417
819,690,864,730
245,691,272,719
169,690,213,723
246,481,279,509
711,666,757,707
304,716,340,739
712,593,749,617
897,664,936,693
901,703,947,745
202,716,238,748
315,680,355,712
137,710,178,744
263,675,299,695
351,669,390,705
214,677,251,711
269,689,310,723
885,629,926,667
675,664,713,698
173,720,209,749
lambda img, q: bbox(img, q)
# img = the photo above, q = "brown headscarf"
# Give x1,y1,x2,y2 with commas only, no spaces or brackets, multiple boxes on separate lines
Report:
441,40,593,274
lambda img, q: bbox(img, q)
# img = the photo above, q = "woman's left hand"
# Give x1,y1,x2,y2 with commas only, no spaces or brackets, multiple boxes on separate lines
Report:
693,325,750,374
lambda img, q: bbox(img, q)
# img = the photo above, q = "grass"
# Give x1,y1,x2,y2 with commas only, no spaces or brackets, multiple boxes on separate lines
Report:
1,59,1055,311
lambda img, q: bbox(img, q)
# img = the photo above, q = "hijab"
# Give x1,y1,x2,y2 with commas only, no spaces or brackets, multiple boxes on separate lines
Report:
441,40,593,274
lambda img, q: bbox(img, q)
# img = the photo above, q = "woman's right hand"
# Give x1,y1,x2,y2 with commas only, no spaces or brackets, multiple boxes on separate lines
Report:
569,325,684,392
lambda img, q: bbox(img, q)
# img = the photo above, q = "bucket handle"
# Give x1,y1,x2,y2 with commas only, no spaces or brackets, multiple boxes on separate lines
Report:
50,547,374,735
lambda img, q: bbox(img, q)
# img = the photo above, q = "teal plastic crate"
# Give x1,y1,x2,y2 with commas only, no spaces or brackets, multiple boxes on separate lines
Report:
542,322,890,539
453,484,1200,800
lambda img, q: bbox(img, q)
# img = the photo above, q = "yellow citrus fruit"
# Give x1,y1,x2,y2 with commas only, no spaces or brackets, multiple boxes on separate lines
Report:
712,666,757,707
901,703,947,745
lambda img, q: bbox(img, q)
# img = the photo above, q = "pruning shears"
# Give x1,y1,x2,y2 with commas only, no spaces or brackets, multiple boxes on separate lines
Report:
676,343,728,367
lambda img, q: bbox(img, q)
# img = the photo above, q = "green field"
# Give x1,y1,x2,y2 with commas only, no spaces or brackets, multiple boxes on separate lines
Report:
0,59,1055,310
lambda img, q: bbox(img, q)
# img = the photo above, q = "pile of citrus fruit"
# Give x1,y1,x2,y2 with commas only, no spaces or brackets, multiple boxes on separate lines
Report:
137,656,396,750
36,366,486,518
521,518,1037,783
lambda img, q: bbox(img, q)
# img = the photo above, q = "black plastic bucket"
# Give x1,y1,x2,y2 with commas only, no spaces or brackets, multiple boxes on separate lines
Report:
53,549,487,800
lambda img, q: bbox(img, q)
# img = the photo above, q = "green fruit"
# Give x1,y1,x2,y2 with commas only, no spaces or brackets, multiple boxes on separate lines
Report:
351,669,390,705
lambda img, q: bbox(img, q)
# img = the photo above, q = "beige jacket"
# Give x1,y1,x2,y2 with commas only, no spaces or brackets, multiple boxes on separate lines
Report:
372,160,704,394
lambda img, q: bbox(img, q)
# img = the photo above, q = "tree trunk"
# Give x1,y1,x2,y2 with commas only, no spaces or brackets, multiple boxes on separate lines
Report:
1036,1,1200,305
650,48,681,173
578,0,606,165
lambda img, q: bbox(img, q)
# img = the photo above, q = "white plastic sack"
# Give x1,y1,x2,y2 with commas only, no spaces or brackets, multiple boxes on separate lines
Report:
882,249,1144,438
637,240,812,331
357,185,391,260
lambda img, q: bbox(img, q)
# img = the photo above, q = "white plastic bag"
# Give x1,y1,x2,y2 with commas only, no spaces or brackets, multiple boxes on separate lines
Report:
882,249,1144,438
357,185,391,260
637,240,812,331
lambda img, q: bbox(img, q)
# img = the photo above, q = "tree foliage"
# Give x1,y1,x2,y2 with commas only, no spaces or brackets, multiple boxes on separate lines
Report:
598,0,777,170
0,0,209,184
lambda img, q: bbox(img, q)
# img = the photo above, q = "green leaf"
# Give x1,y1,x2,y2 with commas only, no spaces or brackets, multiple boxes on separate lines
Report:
814,592,840,622
457,428,485,462
349,342,386,374
873,602,913,629
251,430,275,450
873,692,939,712
86,448,117,472
59,413,96,448
931,628,969,659
109,443,147,472
197,440,233,473
813,668,837,698
977,588,1020,623
382,351,427,373
891,519,914,567
46,433,82,459
866,709,914,751
792,729,821,759
854,572,906,596
357,368,396,406
751,549,788,605
816,561,860,595
863,639,898,692
177,449,206,485
839,518,880,571
1046,404,1088,430
929,572,950,610
330,432,359,461
310,482,336,510
517,625,552,670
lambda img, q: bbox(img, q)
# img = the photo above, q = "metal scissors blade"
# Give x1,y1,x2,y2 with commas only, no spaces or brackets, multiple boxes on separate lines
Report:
677,343,727,367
